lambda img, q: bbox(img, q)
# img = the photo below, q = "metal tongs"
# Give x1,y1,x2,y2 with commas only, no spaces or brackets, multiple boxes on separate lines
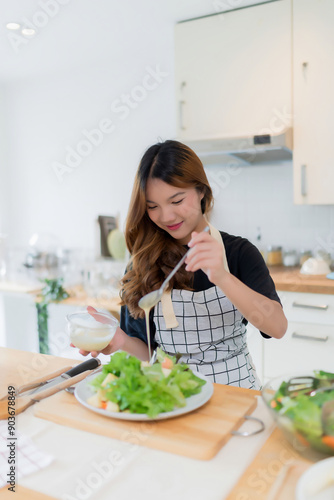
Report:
285,375,334,397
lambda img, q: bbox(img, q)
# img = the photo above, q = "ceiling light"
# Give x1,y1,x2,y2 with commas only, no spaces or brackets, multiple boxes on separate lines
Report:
21,28,36,36
6,22,21,30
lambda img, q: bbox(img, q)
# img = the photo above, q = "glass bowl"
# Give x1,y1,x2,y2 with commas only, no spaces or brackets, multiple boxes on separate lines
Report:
67,310,118,351
262,372,334,460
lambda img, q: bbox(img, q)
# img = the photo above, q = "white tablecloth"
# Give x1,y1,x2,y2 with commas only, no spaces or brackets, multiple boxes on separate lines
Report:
14,397,275,500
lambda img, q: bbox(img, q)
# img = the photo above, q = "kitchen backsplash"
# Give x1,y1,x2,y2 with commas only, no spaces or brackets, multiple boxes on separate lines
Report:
206,161,334,260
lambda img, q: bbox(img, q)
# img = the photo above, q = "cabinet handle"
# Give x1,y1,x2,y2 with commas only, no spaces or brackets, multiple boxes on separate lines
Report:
179,81,187,131
301,164,307,197
292,332,329,342
179,100,186,130
292,301,328,311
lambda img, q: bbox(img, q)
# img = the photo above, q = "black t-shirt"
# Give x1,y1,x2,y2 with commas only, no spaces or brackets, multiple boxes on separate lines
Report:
120,231,281,347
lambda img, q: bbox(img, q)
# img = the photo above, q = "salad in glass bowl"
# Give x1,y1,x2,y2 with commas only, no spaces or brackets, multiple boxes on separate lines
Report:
262,370,334,459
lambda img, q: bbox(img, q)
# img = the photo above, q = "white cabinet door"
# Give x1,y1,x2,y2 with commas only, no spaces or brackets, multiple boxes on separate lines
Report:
278,291,334,326
175,0,292,140
1,292,38,352
263,320,334,382
293,0,334,204
246,322,264,385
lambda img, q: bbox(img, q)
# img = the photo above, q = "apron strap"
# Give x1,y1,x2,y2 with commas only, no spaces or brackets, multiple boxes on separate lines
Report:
161,223,230,329
208,223,230,273
161,291,179,329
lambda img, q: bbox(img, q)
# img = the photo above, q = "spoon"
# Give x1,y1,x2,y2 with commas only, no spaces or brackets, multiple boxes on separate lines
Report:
138,225,210,310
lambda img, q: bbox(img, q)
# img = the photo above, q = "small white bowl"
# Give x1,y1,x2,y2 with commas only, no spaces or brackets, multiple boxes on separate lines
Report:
296,456,334,500
300,258,331,276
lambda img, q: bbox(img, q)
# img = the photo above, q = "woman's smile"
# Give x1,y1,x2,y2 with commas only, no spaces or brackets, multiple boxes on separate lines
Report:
166,221,183,231
145,178,206,244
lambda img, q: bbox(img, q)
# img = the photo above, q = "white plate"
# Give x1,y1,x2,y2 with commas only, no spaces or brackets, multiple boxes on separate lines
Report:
74,371,213,421
296,457,334,500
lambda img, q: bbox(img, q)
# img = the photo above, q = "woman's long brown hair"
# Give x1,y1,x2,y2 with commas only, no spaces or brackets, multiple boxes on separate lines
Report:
121,140,213,318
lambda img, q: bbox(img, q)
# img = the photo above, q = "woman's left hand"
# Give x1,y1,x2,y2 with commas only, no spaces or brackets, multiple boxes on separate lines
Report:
185,231,227,285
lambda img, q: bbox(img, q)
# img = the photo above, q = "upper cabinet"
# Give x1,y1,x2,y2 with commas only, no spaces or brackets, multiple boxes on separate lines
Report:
175,1,292,140
175,0,334,205
293,0,334,204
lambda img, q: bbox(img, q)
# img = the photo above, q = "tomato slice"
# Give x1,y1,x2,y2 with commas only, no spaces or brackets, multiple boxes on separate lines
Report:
322,435,334,450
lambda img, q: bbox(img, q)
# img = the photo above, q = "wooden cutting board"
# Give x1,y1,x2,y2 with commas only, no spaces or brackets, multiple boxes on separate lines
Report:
0,485,57,500
34,384,257,460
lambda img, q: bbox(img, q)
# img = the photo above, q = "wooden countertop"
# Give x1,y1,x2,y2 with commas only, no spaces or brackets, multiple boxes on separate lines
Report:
0,348,314,500
268,266,334,294
2,266,334,305
32,284,122,320
59,284,121,319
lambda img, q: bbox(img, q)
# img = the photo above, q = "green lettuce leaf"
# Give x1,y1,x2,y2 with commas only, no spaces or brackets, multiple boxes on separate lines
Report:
88,350,206,418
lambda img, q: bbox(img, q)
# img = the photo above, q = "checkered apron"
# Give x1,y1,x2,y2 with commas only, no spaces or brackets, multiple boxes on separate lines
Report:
152,224,261,389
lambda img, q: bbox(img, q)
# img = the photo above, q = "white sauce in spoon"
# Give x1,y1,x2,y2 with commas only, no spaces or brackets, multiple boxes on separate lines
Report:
138,291,161,361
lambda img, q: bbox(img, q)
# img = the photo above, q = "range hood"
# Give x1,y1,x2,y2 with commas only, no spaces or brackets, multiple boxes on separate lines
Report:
183,128,293,165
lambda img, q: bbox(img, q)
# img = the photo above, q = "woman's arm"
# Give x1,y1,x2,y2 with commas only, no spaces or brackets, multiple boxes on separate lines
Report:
210,272,287,338
185,231,287,339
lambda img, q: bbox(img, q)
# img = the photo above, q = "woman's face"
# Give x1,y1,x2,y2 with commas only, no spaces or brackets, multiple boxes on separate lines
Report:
145,178,207,244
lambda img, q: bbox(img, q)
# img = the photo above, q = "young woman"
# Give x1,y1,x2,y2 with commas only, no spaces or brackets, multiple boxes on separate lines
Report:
79,140,287,389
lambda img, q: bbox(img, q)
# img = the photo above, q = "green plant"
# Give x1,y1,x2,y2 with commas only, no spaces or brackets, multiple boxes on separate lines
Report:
36,278,69,354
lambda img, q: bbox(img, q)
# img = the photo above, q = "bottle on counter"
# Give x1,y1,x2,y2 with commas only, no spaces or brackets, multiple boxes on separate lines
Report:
299,250,312,267
315,249,332,267
266,246,283,266
283,249,299,267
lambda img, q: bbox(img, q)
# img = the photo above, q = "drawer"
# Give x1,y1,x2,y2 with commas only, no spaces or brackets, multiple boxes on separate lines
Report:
278,291,334,325
263,320,334,381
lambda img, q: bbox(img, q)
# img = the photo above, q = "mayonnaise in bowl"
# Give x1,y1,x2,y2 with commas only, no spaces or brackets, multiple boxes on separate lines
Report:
67,310,118,351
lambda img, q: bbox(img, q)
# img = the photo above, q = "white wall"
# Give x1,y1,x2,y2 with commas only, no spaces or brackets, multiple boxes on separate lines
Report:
207,162,334,256
4,65,175,250
1,0,334,262
0,86,9,235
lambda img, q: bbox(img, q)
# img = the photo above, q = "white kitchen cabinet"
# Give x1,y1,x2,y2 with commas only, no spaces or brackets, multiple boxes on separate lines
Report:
263,291,334,383
0,292,39,351
246,321,264,385
293,0,334,204
175,0,292,140
264,321,334,380
278,290,334,326
0,291,74,355
247,290,334,385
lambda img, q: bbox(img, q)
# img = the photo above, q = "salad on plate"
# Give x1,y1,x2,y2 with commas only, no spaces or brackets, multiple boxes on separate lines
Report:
86,348,207,418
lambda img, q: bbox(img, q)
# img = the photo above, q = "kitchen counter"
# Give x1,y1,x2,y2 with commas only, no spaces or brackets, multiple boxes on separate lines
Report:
0,281,121,318
268,266,334,294
0,347,314,500
2,265,333,311
55,284,121,319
